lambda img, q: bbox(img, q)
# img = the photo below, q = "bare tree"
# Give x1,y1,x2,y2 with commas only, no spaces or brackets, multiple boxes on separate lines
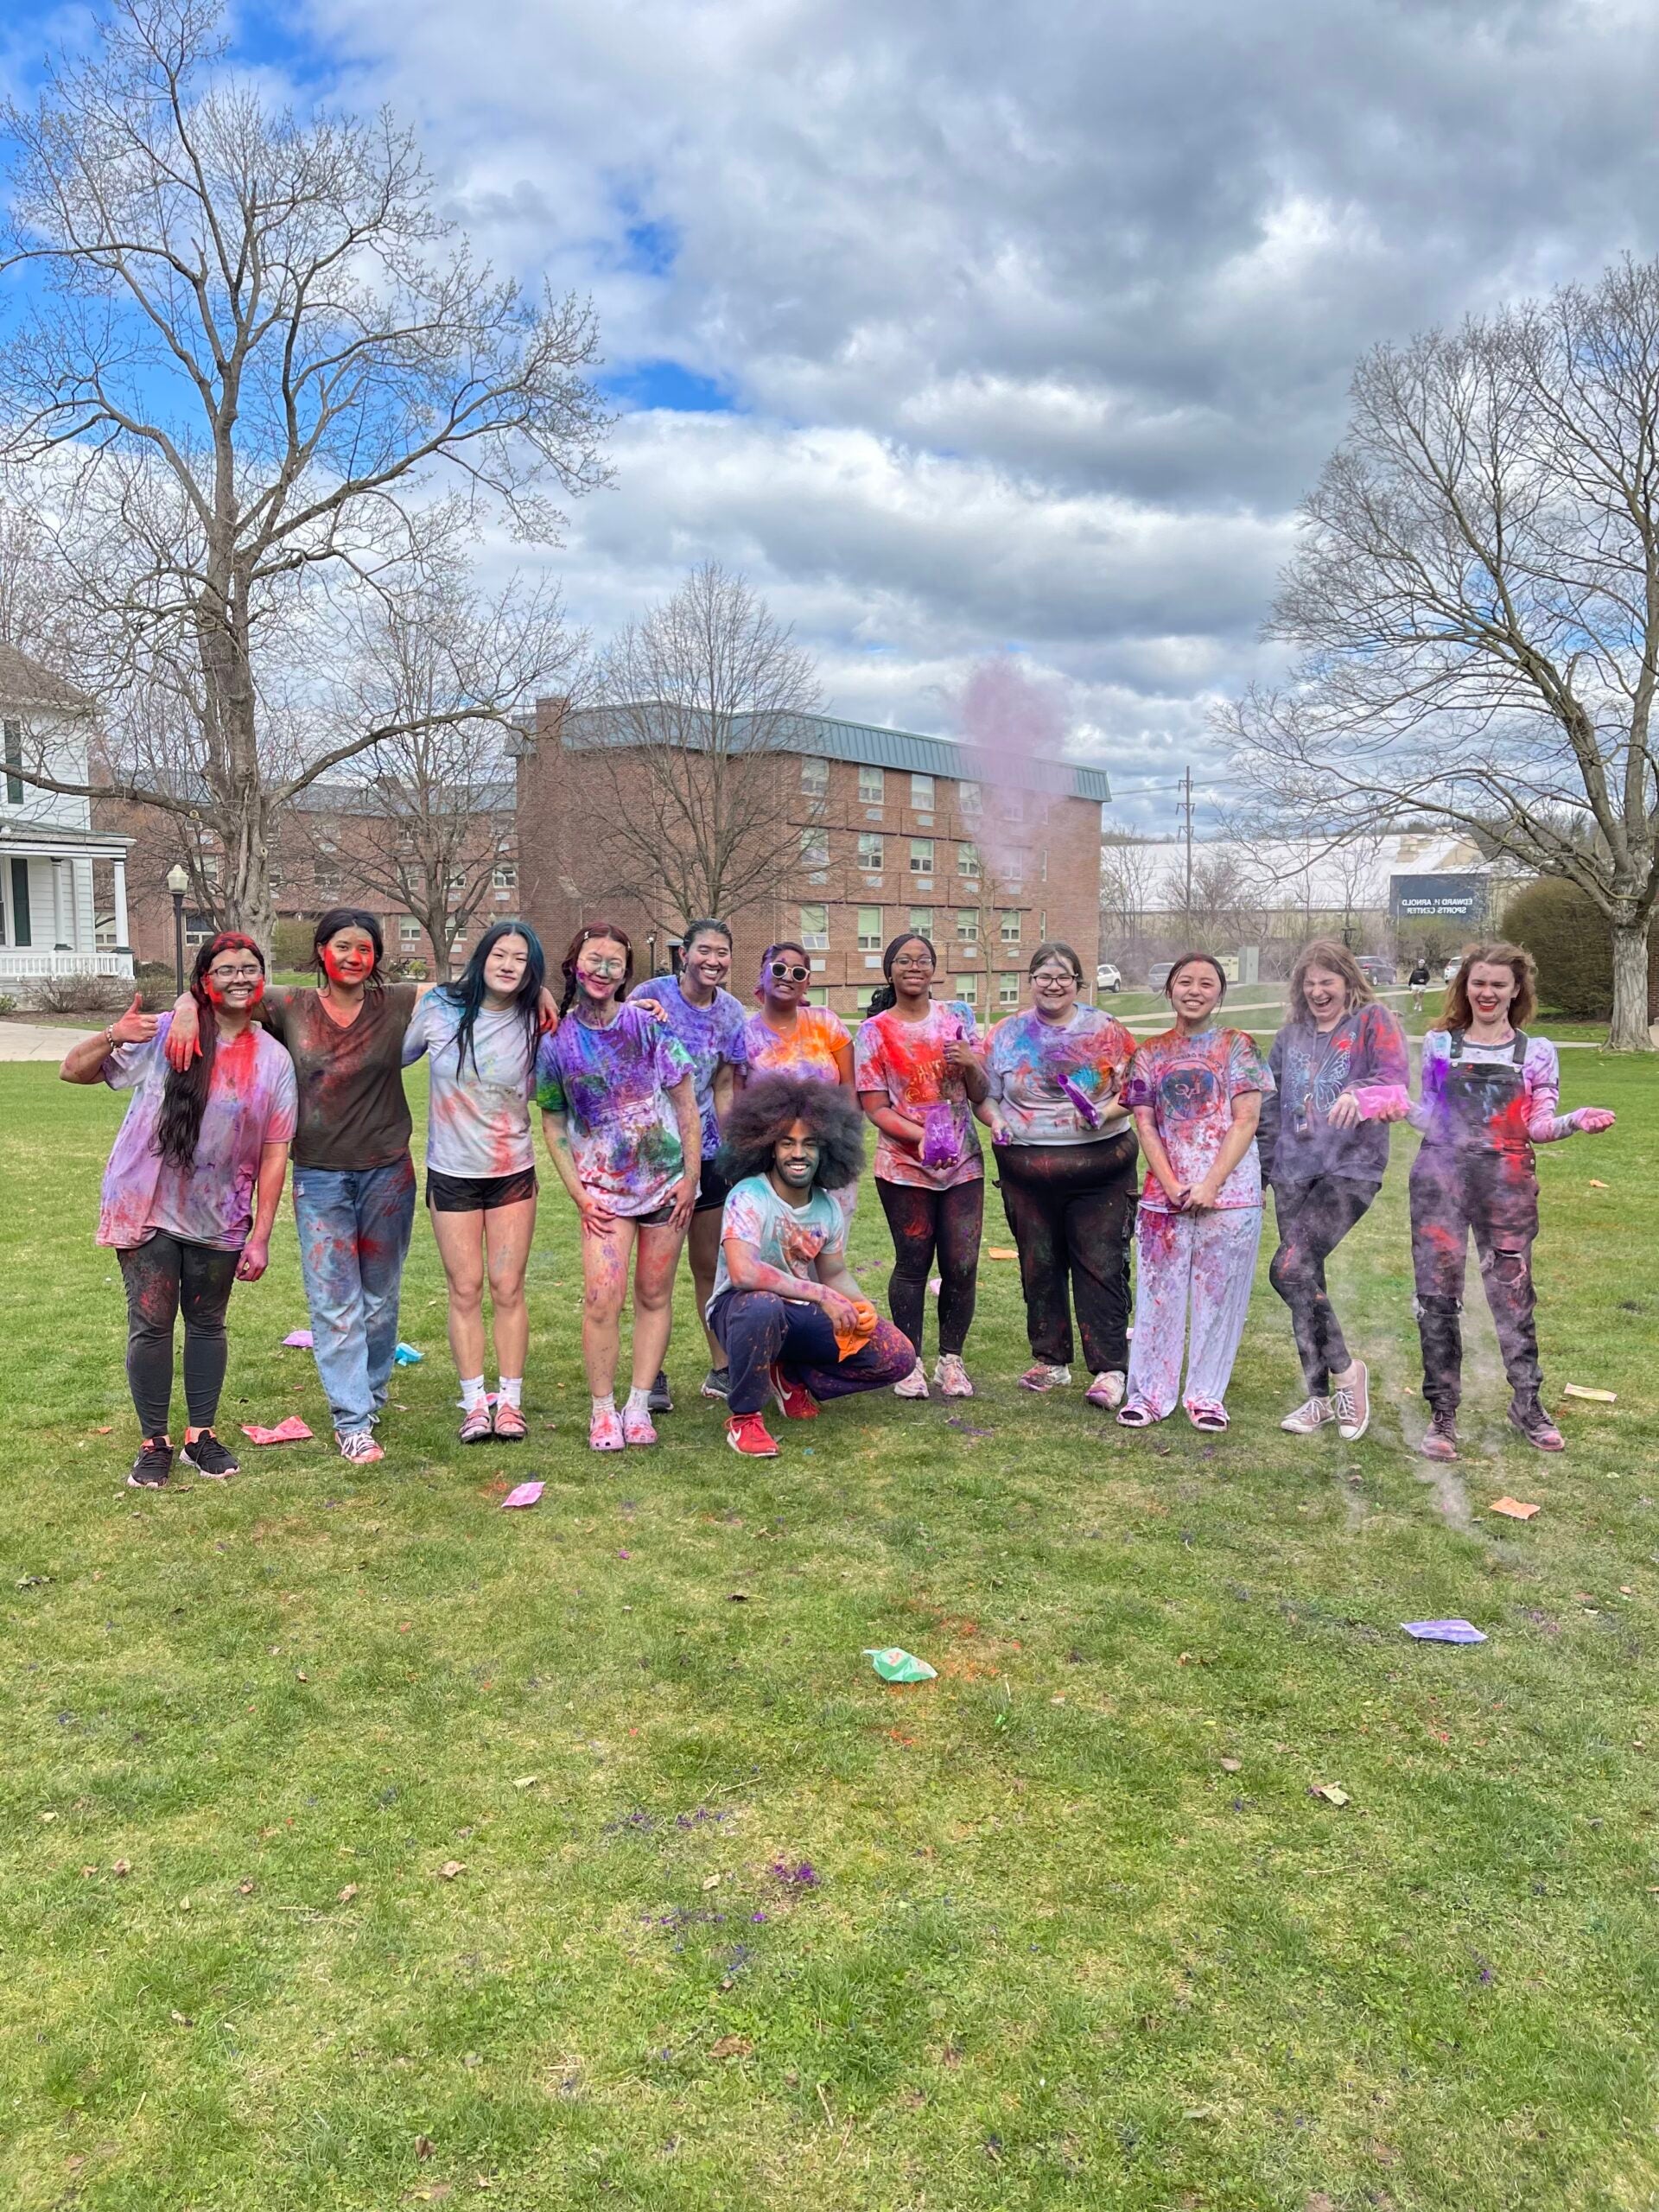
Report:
583,563,820,931
333,576,578,976
0,0,607,949
1224,255,1659,1049
1098,834,1163,975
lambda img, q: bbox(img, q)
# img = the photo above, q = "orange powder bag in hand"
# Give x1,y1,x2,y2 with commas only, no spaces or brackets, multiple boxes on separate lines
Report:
835,1298,880,1362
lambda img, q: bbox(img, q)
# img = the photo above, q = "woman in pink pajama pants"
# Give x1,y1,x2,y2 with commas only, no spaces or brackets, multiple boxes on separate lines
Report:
1117,954,1274,1433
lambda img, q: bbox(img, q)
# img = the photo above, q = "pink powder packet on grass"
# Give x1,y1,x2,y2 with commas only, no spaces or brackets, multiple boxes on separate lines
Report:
240,1416,314,1446
500,1481,544,1510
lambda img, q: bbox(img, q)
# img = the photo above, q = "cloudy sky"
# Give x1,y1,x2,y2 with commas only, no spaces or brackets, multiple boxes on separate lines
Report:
7,0,1659,828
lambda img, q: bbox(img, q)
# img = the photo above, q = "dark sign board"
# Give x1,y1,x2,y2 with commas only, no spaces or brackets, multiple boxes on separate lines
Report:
1389,873,1487,923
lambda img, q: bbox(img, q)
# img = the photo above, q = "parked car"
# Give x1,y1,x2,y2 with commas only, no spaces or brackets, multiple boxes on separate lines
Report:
1096,961,1122,993
1356,954,1396,988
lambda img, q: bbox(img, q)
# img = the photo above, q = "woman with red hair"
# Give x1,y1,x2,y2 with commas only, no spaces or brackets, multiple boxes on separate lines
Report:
60,936,296,1488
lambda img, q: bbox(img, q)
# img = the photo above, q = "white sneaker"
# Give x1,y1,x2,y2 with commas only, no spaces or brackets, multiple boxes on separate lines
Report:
1331,1359,1370,1442
1281,1395,1334,1436
1019,1363,1071,1393
893,1361,930,1400
1084,1370,1126,1409
933,1353,973,1398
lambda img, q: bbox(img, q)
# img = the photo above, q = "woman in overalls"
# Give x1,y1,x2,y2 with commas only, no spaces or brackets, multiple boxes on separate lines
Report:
1399,944,1614,1460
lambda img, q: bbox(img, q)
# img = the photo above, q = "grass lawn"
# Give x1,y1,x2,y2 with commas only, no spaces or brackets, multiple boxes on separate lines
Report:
3,1053,1657,2211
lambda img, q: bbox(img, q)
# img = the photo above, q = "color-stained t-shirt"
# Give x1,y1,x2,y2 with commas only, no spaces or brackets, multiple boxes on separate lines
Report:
650,976,749,1156
1259,1002,1408,1191
262,983,417,1172
985,1005,1136,1145
854,1000,984,1189
1412,1030,1573,1154
534,1002,695,1216
1124,1025,1274,1211
402,990,537,1179
740,1004,850,1085
709,1173,847,1313
99,1015,297,1250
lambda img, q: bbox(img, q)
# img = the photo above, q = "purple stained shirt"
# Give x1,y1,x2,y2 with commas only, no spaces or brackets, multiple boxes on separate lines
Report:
534,1002,695,1216
649,975,750,1155
1123,1025,1274,1211
99,1015,298,1249
984,1005,1136,1144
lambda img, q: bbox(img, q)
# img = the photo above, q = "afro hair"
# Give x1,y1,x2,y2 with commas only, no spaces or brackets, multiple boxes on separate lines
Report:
716,1074,866,1192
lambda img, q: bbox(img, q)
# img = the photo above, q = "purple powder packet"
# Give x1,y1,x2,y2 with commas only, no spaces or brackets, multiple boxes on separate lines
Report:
282,1329,314,1349
1059,1075,1102,1129
919,1102,960,1169
1402,1618,1486,1644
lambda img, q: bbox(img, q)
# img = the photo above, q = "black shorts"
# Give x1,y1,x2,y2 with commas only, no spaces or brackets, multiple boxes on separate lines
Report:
694,1160,734,1216
426,1166,538,1213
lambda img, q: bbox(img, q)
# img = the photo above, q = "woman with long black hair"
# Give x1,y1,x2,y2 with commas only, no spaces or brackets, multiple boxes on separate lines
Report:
61,937,296,1488
403,921,548,1443
854,932,988,1398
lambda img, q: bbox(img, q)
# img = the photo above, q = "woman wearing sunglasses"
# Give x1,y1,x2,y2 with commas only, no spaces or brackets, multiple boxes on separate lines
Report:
536,922,701,1451
741,941,859,1217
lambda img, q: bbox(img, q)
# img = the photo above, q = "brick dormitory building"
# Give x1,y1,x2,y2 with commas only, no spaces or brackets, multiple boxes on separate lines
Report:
512,702,1113,1020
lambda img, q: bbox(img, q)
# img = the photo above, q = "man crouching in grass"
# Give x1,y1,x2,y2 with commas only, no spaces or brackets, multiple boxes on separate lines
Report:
708,1076,914,1456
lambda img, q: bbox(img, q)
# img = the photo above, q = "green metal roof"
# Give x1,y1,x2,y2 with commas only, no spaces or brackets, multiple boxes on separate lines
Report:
559,705,1110,804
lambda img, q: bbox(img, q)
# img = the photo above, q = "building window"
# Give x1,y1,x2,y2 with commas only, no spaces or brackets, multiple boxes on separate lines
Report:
955,974,979,1005
856,905,882,950
857,832,883,870
799,903,829,950
805,985,829,1007
4,719,22,805
1005,851,1026,886
997,971,1020,1009
957,779,982,815
1005,791,1025,821
956,910,978,943
909,838,933,875
399,917,422,944
268,863,285,893
184,911,215,947
1000,909,1020,944
859,765,884,804
799,825,830,867
396,821,416,848
200,854,219,884
493,864,517,890
908,907,933,937
957,842,980,880
801,755,830,798
911,772,935,810
855,983,881,1014
315,868,340,897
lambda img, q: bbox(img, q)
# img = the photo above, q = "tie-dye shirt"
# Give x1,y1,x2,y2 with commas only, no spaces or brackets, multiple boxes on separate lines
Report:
741,1004,850,1085
1124,1025,1274,1211
854,1000,984,1189
534,1002,695,1216
650,976,750,1155
709,1173,847,1312
985,1006,1136,1144
402,990,537,1179
99,1015,298,1249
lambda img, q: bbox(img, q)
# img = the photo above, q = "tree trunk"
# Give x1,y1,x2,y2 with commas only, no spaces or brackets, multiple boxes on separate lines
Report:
1608,918,1656,1050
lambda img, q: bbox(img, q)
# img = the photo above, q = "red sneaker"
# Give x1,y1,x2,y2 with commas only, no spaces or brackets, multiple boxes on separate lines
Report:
727,1412,779,1458
769,1365,819,1421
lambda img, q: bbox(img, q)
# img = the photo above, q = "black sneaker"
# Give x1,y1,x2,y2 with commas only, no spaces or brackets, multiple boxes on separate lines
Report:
647,1370,673,1414
128,1437,174,1488
699,1367,731,1401
179,1429,239,1480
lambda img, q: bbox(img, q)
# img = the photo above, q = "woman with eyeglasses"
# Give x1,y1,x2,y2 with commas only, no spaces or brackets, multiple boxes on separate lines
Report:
741,941,859,1217
61,937,296,1489
854,933,988,1398
979,941,1138,1404
536,922,701,1451
401,921,549,1445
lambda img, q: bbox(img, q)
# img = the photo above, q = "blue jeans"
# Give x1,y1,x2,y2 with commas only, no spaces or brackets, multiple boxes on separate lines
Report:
291,1156,416,1436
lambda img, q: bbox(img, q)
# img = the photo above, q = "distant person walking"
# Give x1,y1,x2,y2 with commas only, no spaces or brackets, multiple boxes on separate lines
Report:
1408,958,1431,1014
63,937,296,1488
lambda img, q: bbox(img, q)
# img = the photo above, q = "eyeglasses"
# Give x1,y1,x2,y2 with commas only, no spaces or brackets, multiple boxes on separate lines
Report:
579,957,626,978
891,956,934,970
770,963,810,982
1031,969,1076,987
208,965,263,982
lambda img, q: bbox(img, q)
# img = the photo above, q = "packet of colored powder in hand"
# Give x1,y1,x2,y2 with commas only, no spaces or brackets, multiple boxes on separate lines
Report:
1058,1076,1102,1129
1353,1083,1412,1122
919,1102,961,1169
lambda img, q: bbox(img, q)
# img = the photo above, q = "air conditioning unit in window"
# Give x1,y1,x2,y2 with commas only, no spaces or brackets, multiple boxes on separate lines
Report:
802,932,829,950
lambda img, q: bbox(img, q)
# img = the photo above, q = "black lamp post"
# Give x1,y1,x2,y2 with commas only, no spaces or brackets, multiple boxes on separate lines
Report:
166,864,188,995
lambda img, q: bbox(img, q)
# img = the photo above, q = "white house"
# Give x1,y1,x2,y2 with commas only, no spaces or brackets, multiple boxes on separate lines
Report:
0,643,134,988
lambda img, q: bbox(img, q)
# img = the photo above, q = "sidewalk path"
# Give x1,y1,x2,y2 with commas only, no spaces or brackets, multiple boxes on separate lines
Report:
0,1022,98,1062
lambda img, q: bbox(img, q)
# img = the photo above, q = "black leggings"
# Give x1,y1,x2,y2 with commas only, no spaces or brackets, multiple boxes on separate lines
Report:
995,1133,1138,1374
874,1177,985,1358
1268,1176,1376,1396
117,1232,241,1439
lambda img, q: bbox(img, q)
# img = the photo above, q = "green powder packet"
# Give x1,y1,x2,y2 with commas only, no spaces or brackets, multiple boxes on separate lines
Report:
864,1647,937,1683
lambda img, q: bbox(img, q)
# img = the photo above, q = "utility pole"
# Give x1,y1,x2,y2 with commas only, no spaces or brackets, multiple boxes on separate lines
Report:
1180,766,1194,918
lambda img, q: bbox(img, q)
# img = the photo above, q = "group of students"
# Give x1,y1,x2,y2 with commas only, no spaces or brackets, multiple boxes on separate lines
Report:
64,906,1615,1484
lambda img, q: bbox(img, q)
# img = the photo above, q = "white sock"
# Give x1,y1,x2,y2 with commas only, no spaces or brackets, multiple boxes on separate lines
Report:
498,1376,523,1408
625,1386,652,1415
591,1392,615,1419
461,1375,486,1408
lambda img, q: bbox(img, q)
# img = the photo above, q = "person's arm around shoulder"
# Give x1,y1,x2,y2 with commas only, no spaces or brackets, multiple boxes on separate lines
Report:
60,993,158,1084
943,1004,989,1102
